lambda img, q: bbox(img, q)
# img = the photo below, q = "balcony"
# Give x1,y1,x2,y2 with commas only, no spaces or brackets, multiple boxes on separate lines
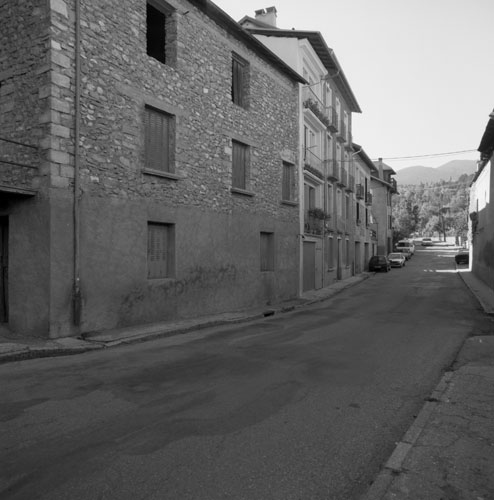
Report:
304,208,330,236
336,120,346,143
390,178,398,193
345,131,353,151
304,148,324,179
346,174,355,193
365,192,373,205
337,165,347,187
326,159,340,181
302,86,331,129
327,106,339,133
0,138,39,196
356,184,365,199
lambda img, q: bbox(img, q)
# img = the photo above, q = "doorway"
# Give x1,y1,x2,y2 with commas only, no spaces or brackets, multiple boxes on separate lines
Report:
303,241,316,292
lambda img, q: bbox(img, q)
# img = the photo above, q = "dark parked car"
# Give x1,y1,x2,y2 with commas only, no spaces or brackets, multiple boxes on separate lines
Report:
455,250,469,265
369,255,391,272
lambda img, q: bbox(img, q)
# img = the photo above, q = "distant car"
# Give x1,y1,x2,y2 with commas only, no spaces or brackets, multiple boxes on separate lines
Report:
369,255,391,272
421,238,433,246
388,252,406,268
455,250,469,265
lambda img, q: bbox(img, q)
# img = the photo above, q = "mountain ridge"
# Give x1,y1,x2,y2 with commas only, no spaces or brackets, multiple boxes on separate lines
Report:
394,160,477,185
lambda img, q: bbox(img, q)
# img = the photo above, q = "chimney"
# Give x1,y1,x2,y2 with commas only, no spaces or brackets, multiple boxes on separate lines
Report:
377,157,384,179
254,6,277,27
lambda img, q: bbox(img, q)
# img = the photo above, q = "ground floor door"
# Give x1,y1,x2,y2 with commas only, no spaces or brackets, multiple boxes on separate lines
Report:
337,238,342,280
303,241,316,292
0,216,8,322
355,242,361,274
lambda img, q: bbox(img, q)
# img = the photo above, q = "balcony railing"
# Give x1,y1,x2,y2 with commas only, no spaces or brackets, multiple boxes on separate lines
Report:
0,137,39,195
327,107,339,132
303,86,331,129
326,159,340,181
356,184,365,199
338,165,347,187
336,120,347,143
304,147,324,178
346,174,355,192
365,192,373,205
304,212,324,236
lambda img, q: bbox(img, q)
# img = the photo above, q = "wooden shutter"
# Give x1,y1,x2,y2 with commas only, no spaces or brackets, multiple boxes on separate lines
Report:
232,141,246,189
282,162,293,201
148,223,169,278
232,55,245,107
145,106,170,172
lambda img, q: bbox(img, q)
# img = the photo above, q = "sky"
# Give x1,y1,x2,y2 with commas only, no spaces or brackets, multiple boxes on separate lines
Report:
212,0,494,171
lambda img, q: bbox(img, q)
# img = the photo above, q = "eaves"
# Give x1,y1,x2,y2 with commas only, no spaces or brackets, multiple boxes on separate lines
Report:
189,0,306,85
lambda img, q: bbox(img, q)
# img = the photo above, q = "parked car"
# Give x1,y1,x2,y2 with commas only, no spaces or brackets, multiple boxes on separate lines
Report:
369,255,391,272
421,237,433,246
395,240,414,258
454,250,469,265
388,252,406,268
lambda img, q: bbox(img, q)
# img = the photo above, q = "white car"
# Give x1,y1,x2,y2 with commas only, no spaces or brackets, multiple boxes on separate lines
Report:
388,252,406,268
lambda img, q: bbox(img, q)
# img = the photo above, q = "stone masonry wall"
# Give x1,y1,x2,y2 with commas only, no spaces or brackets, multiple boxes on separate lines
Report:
39,0,301,333
0,0,49,193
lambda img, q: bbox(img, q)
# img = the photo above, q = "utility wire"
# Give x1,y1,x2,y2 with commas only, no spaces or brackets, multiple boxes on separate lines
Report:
374,149,477,162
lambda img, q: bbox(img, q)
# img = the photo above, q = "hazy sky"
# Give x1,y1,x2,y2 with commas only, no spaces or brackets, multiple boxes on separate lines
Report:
212,0,494,170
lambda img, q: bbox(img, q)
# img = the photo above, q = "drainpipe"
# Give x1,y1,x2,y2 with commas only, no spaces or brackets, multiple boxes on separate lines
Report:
73,0,82,326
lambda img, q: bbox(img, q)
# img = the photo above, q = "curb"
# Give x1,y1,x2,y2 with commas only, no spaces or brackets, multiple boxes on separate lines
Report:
361,371,454,500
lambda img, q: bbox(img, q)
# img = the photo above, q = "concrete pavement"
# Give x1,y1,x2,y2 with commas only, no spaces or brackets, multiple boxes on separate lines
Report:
1,268,494,500
362,269,494,500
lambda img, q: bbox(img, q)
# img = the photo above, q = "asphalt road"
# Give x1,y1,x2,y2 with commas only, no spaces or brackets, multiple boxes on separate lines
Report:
1,247,490,500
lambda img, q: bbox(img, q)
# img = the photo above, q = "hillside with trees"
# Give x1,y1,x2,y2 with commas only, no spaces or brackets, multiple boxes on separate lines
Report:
392,174,473,243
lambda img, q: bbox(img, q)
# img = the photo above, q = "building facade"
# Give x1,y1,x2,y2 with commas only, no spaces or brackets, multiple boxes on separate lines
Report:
371,159,397,255
0,0,304,338
469,110,494,293
240,8,363,292
352,145,378,271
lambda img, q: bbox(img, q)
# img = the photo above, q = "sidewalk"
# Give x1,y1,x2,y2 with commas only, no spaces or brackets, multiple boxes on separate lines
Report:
0,273,370,364
362,269,494,500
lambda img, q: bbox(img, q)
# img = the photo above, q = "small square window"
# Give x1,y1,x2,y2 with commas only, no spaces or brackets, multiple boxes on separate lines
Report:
145,105,174,173
147,222,175,279
260,232,274,271
146,2,176,66
232,53,249,108
232,140,249,190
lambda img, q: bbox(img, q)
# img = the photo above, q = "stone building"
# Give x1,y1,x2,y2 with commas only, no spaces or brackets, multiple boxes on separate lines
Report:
0,0,304,338
469,109,494,292
371,159,398,255
239,7,363,291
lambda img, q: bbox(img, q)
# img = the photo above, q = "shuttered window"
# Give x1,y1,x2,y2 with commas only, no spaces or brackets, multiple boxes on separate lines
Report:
147,222,174,279
282,161,295,201
232,140,248,190
260,232,274,271
145,106,173,173
232,54,249,108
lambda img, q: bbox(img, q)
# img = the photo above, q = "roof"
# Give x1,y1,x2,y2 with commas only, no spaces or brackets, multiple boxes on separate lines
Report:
352,143,378,174
373,160,396,175
188,1,306,85
241,27,361,113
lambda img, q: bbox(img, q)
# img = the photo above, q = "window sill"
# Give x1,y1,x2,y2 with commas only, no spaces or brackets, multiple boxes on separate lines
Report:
143,169,181,180
231,187,254,197
281,199,298,207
